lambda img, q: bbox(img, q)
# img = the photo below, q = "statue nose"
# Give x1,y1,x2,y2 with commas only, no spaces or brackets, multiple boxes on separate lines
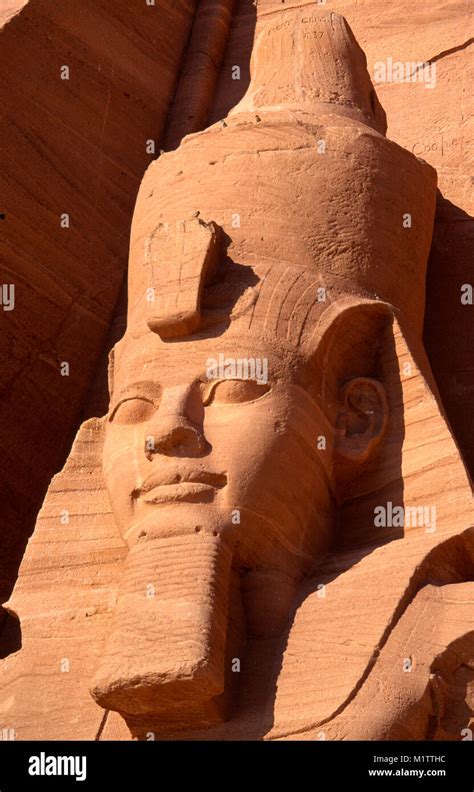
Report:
146,420,207,458
144,386,207,458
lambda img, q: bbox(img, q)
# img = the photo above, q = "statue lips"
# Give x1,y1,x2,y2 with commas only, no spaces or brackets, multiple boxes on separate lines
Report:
135,470,227,504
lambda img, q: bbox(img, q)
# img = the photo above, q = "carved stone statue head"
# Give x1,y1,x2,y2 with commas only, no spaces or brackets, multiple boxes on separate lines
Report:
90,9,439,731
1,9,472,744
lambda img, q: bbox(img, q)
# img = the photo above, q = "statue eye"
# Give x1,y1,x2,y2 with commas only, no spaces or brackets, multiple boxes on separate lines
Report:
205,380,270,405
109,397,156,425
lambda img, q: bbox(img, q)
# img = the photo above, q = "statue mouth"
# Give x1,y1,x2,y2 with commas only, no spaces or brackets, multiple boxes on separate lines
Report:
133,470,227,504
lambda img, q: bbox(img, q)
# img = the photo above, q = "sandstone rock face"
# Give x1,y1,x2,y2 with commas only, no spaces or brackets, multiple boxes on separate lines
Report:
0,4,472,742
0,0,197,604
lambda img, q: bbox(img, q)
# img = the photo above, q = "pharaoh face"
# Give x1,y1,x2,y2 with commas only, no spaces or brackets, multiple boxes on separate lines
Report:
102,328,335,577
96,267,389,721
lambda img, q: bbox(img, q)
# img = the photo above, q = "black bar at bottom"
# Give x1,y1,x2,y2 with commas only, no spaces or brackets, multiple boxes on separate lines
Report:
0,740,472,789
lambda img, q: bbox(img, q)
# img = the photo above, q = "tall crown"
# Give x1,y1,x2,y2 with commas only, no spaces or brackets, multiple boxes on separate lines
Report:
125,10,437,342
230,9,387,134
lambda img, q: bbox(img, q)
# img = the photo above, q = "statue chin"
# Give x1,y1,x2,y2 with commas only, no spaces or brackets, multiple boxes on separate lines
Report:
91,486,322,726
90,528,238,727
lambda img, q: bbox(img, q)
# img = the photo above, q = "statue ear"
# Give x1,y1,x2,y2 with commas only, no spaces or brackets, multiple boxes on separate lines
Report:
335,376,388,463
302,297,392,468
